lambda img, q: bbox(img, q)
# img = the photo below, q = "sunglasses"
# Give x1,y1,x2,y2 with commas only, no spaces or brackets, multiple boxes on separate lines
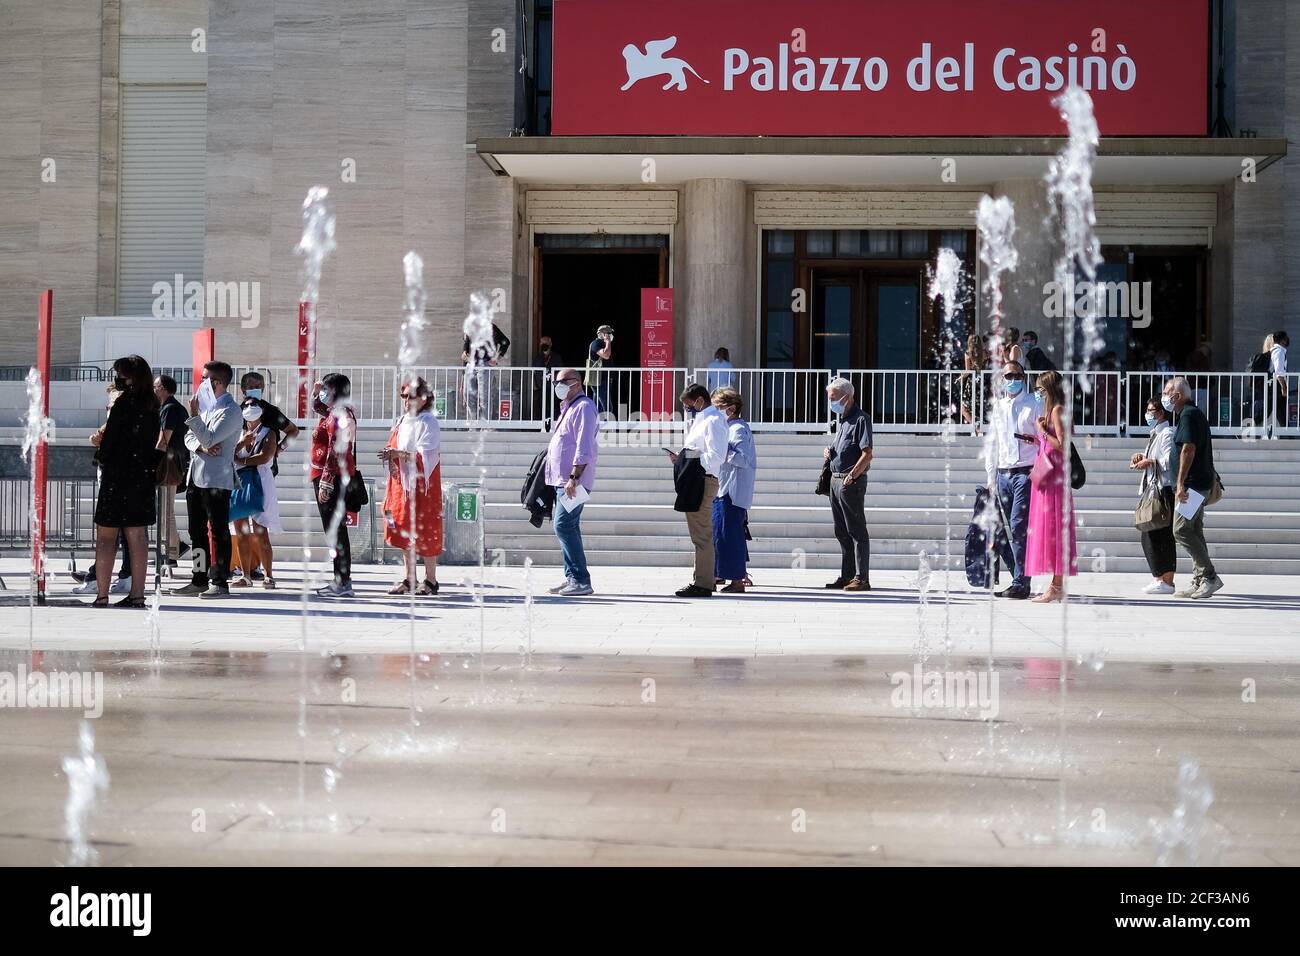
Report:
1004,373,1026,381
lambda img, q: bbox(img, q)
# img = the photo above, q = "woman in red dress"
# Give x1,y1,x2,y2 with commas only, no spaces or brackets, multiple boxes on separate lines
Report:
379,377,443,594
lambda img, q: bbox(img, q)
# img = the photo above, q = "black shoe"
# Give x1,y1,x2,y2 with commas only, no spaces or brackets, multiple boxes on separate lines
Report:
825,577,851,589
675,584,713,598
996,585,1031,600
249,568,265,581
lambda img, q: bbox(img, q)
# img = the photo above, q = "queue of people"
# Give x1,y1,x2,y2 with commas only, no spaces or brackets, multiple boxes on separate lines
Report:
75,351,1228,608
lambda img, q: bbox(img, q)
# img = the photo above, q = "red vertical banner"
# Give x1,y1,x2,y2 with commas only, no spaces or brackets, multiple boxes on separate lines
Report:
639,288,674,422
297,302,312,417
191,328,215,387
33,290,52,602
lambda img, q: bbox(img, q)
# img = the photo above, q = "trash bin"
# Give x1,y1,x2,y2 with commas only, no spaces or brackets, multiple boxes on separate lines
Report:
442,482,484,565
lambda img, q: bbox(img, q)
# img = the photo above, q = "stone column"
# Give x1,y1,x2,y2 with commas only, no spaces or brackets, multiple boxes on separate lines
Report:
679,179,747,373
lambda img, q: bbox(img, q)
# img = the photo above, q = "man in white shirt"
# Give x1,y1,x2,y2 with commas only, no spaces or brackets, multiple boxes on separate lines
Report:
670,383,730,597
984,361,1042,600
1271,330,1290,432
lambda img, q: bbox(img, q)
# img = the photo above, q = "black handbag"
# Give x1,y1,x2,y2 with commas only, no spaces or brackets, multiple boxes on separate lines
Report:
815,461,832,497
343,470,370,511
1069,443,1086,490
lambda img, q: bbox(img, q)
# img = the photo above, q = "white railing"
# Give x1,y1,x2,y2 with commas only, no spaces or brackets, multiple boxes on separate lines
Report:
1124,372,1270,438
98,363,1293,439
693,368,832,431
836,370,968,434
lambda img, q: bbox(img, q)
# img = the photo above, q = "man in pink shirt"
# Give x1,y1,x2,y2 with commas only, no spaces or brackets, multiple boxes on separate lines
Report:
545,368,599,596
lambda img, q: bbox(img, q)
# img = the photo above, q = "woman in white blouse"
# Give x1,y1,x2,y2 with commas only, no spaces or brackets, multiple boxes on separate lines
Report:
379,378,443,595
1131,395,1177,594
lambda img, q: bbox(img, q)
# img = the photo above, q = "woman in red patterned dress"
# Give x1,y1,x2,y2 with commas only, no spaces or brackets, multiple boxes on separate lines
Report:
379,377,443,594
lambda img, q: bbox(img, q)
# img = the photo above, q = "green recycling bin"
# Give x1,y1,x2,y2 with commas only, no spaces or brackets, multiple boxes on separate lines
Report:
441,482,483,565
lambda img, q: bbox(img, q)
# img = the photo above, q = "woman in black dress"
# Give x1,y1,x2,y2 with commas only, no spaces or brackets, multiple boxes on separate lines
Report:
89,355,161,607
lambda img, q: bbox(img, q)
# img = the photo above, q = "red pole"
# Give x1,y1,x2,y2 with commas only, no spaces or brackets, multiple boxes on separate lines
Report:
34,290,52,603
297,302,311,418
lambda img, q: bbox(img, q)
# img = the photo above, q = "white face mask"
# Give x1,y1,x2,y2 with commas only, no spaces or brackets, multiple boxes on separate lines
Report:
554,382,572,400
241,406,263,423
317,389,331,405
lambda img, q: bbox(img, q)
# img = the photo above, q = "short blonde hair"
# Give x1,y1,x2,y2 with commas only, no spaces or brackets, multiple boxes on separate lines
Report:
711,386,743,416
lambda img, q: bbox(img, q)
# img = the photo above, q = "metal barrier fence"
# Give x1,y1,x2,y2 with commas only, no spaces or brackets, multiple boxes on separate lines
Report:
694,368,831,431
0,477,98,553
21,363,1296,438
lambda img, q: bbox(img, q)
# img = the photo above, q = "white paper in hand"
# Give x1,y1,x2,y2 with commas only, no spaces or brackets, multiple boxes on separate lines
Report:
196,377,217,415
1175,486,1205,521
558,484,590,513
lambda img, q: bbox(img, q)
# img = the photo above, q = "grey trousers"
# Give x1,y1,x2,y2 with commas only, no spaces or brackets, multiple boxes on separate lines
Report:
829,475,870,581
1173,498,1216,582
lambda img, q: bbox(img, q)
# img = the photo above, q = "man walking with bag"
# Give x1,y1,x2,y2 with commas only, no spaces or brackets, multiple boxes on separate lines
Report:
1165,376,1224,600
546,368,599,596
823,377,874,592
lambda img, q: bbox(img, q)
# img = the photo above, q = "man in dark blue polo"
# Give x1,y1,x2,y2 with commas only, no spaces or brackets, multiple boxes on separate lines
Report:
823,377,873,592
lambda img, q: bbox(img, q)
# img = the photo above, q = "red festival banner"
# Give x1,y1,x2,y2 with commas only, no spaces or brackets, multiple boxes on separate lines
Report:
297,302,312,418
640,288,674,422
33,290,52,602
552,0,1208,136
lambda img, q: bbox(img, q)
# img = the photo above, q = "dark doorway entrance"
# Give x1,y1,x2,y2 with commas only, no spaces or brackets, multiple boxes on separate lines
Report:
535,238,667,375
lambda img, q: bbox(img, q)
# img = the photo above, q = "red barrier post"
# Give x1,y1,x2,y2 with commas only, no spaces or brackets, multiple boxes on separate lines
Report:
34,290,52,603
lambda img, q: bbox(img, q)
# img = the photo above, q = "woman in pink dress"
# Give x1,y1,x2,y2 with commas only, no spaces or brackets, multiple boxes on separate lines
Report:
1025,370,1077,603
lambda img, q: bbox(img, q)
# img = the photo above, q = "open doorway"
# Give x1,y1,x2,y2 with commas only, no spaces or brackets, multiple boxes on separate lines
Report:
534,234,668,375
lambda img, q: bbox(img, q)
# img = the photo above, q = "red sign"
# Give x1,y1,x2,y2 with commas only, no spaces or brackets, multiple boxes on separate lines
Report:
553,0,1207,136
297,302,312,418
640,288,674,421
191,328,214,388
499,398,513,420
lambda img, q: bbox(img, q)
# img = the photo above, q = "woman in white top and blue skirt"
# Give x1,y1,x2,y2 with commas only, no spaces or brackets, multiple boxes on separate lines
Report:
1132,394,1177,594
710,387,757,594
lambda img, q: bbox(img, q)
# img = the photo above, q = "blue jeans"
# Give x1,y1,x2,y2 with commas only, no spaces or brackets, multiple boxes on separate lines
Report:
995,469,1032,589
553,491,590,586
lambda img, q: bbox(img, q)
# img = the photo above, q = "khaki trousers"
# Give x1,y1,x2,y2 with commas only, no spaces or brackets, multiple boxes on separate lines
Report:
684,475,719,589
160,484,179,560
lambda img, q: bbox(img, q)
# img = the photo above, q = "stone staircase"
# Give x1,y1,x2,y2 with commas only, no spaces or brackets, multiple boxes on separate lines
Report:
7,425,1300,574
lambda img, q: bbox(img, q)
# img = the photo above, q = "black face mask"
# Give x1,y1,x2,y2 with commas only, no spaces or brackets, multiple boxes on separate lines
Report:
113,375,128,392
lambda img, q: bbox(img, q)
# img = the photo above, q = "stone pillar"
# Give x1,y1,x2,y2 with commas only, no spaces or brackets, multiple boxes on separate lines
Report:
989,178,1061,366
679,179,747,373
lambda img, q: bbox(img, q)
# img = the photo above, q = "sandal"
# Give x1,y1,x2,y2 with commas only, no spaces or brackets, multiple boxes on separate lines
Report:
262,577,277,590
115,595,147,609
388,580,413,595
89,595,109,608
720,581,746,593
231,578,252,588
417,579,440,596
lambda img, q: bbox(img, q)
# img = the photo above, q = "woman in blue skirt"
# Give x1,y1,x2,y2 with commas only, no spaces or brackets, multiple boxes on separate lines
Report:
710,387,757,593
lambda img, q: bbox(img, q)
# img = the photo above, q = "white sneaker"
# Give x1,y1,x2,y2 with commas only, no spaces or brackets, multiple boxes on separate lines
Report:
558,581,593,596
109,576,132,595
199,585,231,600
547,579,574,594
1142,580,1175,594
1176,577,1204,598
1190,576,1224,600
71,579,99,595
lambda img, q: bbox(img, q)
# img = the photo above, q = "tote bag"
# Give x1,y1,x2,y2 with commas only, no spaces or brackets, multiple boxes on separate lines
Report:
229,466,265,522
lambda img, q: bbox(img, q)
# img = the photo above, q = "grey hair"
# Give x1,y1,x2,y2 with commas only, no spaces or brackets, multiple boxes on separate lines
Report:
826,377,855,400
1165,376,1193,399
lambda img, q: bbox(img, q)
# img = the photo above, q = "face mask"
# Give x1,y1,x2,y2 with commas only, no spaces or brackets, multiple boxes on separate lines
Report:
554,383,571,400
1024,340,1036,350
318,389,331,405
1145,414,1158,428
245,388,263,400
1161,395,1176,413
1005,379,1024,396
1035,389,1046,401
242,406,263,423
830,400,845,415
114,375,128,392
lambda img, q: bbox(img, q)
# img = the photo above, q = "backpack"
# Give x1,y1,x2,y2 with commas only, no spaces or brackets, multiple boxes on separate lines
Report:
1247,351,1271,374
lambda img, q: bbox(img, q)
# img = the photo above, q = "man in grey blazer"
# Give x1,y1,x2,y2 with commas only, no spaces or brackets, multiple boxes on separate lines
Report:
172,361,244,598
